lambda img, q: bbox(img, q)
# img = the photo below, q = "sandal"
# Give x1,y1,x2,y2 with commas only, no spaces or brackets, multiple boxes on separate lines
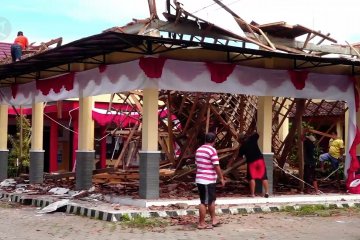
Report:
212,222,221,227
197,225,213,230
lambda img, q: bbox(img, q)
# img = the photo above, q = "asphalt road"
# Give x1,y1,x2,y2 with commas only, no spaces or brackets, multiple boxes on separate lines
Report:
0,202,359,240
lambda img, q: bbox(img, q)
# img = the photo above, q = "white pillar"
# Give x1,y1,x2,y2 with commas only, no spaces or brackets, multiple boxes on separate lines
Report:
140,88,160,199
257,96,274,194
30,102,45,183
0,104,9,180
76,96,95,190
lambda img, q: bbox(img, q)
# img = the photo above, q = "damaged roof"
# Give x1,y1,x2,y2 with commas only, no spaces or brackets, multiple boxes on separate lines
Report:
0,0,360,86
0,42,11,59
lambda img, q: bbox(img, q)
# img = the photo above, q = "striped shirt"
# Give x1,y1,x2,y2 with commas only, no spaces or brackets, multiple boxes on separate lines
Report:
195,144,219,184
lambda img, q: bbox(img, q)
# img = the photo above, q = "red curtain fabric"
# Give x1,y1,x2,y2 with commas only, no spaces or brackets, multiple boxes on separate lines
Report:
351,76,360,112
92,111,140,127
98,64,107,73
100,126,107,169
349,128,360,173
36,73,75,95
354,87,359,112
347,77,360,193
206,62,236,83
49,120,58,173
72,119,78,172
11,84,18,99
139,57,166,78
288,70,309,90
347,127,360,193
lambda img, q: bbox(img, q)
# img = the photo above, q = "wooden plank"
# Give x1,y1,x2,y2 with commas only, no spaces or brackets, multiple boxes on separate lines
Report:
107,93,115,112
346,41,360,58
92,168,117,174
307,129,337,139
258,28,276,50
252,33,359,56
295,25,337,43
112,129,141,135
234,17,261,42
93,172,111,179
205,106,210,133
166,92,176,165
297,100,305,192
158,136,173,163
273,98,295,142
168,168,196,182
177,93,187,116
124,140,137,169
209,104,238,137
176,95,211,170
213,0,241,19
182,93,200,133
45,172,75,180
92,178,108,184
223,158,245,176
159,168,175,177
129,94,143,112
302,33,315,50
278,99,306,168
114,124,139,168
273,43,311,55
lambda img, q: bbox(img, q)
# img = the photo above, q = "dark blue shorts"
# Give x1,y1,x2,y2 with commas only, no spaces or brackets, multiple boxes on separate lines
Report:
319,153,340,170
11,44,22,62
197,183,216,205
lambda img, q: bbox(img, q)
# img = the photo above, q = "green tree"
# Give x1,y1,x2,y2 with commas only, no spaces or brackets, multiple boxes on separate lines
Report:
8,115,31,176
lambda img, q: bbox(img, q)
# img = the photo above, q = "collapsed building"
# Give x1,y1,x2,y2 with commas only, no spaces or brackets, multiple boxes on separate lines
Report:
0,0,359,198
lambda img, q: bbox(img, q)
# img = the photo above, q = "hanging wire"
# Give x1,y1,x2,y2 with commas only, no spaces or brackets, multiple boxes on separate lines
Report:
68,106,79,128
273,158,324,194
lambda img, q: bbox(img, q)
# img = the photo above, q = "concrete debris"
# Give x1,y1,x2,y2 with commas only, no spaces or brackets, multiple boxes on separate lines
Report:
14,188,26,193
16,184,29,189
37,199,69,214
0,179,17,187
70,190,88,199
48,187,70,195
168,203,189,209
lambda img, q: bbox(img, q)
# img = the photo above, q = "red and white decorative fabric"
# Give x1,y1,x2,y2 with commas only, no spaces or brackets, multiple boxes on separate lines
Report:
0,58,357,182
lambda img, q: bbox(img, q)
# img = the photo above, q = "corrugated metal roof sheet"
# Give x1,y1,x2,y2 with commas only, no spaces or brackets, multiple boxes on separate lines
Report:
0,42,11,59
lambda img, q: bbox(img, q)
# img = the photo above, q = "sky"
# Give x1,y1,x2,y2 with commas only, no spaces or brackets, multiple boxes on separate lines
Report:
0,0,359,45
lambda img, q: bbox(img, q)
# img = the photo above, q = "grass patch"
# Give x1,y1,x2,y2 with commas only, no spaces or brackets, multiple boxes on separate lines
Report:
0,201,20,208
120,215,168,230
108,223,117,232
281,204,358,217
282,205,296,213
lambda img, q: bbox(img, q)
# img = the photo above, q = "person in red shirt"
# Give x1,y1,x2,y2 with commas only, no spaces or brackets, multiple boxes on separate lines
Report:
11,31,29,62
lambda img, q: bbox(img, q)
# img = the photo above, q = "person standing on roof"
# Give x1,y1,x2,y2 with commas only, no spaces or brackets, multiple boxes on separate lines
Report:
11,31,29,62
195,132,225,229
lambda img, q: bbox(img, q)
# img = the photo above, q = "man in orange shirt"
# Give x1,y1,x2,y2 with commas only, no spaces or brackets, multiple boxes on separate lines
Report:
11,31,29,62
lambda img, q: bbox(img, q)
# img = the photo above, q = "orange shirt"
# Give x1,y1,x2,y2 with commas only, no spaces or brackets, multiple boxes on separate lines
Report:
14,36,29,50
